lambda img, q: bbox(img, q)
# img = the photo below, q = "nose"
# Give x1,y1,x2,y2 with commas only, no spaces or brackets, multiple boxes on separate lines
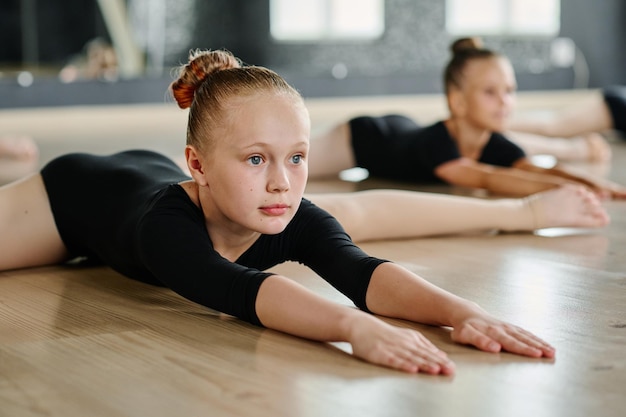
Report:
267,164,290,192
501,91,515,106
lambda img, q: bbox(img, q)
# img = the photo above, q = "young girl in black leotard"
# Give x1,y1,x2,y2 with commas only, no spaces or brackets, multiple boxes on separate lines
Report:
5,49,613,375
309,38,626,199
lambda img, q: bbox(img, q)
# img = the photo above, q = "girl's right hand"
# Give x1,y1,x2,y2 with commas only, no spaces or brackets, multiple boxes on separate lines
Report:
346,314,456,375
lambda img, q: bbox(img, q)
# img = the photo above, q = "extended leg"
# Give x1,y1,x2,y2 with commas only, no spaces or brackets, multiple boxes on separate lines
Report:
508,92,613,138
0,174,69,271
0,135,39,185
507,130,611,162
307,185,608,242
308,122,357,179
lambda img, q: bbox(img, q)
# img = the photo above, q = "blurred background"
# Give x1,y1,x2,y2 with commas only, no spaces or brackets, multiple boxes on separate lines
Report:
1,0,625,108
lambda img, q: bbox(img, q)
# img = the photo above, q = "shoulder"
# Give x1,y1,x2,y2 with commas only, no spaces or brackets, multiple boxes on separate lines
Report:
291,198,341,228
139,184,204,233
413,121,455,145
481,132,526,166
410,121,459,157
419,120,448,135
282,198,349,243
487,132,524,151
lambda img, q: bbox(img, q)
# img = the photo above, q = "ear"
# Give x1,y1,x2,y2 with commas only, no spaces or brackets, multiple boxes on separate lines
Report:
447,87,466,117
185,145,209,186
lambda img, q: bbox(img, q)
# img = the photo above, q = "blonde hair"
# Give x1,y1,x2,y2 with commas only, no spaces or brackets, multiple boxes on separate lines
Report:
170,49,303,151
443,37,500,94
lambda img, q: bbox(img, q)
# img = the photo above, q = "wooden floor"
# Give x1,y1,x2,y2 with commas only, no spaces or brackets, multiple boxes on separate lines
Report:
1,95,625,417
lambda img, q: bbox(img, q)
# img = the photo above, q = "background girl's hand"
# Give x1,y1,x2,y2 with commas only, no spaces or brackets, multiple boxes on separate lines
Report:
348,315,456,375
450,316,555,358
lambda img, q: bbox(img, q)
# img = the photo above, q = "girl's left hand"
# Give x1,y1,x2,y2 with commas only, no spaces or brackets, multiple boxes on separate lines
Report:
450,316,556,358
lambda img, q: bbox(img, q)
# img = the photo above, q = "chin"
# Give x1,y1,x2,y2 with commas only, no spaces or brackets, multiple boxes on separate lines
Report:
258,219,291,235
490,121,508,132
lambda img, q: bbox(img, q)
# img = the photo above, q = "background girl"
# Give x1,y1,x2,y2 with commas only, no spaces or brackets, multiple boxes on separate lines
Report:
308,38,626,199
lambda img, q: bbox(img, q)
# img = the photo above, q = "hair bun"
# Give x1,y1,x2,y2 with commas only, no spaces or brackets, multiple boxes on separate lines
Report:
450,37,484,56
170,49,242,109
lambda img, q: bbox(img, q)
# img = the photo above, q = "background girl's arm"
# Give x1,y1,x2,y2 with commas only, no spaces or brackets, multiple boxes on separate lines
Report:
435,157,626,198
435,157,567,196
513,159,626,199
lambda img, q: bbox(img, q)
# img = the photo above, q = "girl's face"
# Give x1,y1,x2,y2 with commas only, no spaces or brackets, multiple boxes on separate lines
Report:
197,93,310,237
453,56,517,132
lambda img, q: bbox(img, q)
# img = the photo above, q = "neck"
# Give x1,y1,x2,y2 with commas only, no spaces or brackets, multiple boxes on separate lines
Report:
444,118,491,159
179,180,260,262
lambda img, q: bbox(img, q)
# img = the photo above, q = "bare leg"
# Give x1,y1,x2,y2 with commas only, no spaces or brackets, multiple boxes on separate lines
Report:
0,135,39,184
307,185,608,242
508,93,613,138
507,130,611,162
0,174,69,271
308,122,357,179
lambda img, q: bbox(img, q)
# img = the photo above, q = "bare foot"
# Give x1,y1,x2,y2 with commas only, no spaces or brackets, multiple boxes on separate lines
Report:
525,184,610,229
584,133,612,162
0,135,39,161
0,135,39,185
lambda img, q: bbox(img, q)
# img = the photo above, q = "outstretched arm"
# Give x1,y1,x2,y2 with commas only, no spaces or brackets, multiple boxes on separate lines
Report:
435,157,626,198
365,262,555,358
255,274,456,375
514,159,626,199
435,157,567,196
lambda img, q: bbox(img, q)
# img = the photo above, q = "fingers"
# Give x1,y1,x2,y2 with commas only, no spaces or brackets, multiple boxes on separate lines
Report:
452,320,556,358
481,325,556,358
451,322,502,353
385,334,456,375
383,347,455,375
358,319,555,375
356,326,456,375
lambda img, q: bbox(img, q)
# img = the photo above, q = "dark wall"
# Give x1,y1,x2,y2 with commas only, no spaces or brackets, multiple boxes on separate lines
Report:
0,0,107,68
1,0,625,108
560,0,626,88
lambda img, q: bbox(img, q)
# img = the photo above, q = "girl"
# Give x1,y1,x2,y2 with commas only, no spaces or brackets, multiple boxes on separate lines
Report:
2,49,591,375
308,38,626,198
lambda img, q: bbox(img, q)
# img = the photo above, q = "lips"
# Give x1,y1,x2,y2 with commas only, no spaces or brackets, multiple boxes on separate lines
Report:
260,204,289,216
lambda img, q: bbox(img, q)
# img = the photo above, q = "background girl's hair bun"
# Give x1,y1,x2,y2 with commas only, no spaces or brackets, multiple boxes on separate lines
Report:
450,37,484,55
170,49,242,109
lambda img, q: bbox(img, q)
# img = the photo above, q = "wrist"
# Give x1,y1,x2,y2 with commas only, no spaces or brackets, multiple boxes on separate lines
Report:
447,300,486,328
340,309,377,344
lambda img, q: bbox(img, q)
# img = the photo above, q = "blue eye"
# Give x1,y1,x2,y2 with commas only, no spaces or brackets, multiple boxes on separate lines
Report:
249,155,262,165
291,155,302,164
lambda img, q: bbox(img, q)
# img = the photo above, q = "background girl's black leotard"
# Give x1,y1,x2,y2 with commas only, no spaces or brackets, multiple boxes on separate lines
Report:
40,150,386,326
349,115,526,182
603,85,626,134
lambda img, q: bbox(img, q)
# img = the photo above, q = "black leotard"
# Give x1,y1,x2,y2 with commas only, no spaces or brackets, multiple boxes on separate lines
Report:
603,86,626,134
349,115,526,183
40,150,386,326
